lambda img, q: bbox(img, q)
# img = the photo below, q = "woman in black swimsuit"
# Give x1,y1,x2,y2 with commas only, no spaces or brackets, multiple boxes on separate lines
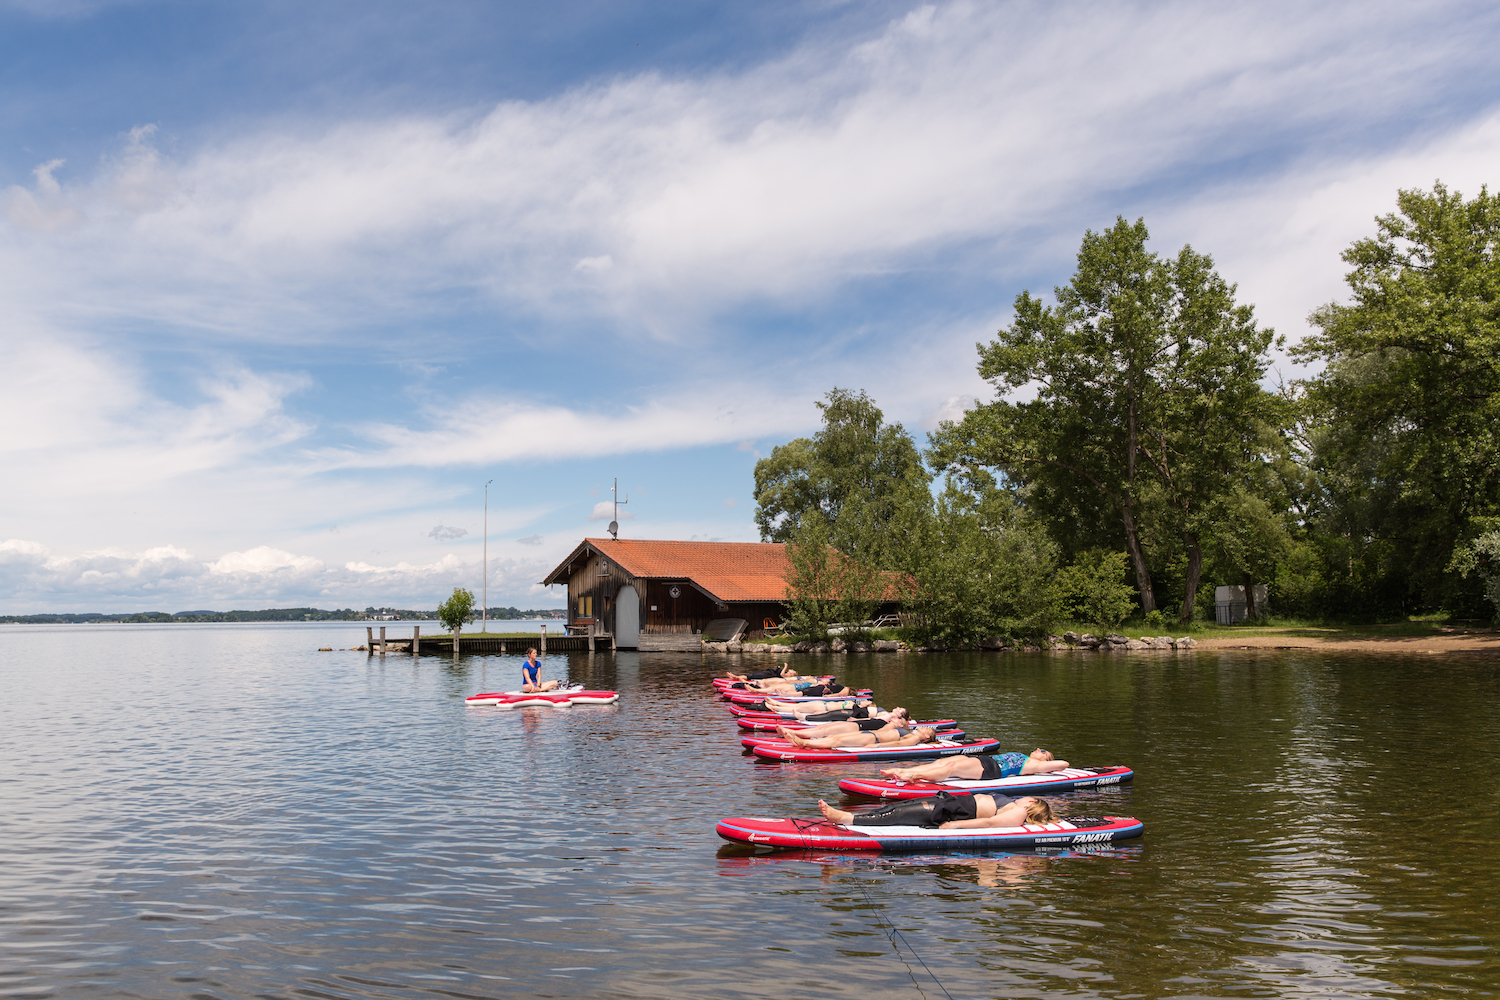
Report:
817,792,1055,829
783,725,940,750
774,708,911,741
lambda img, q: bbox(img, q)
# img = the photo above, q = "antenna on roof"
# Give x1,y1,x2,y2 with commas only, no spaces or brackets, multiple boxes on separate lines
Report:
609,478,628,539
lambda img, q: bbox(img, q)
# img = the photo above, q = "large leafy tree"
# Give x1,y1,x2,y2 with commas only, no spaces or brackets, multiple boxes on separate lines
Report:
1294,182,1500,610
895,483,1066,648
754,388,929,567
931,217,1284,620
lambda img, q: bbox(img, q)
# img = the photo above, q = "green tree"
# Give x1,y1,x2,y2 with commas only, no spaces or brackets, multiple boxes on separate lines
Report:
754,388,930,568
1449,522,1500,621
1059,549,1136,632
436,587,476,633
1294,182,1500,612
896,484,1065,648
930,217,1283,621
779,509,886,641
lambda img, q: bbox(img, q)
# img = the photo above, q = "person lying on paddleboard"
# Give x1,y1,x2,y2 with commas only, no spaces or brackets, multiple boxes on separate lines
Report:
818,792,1055,829
758,696,875,716
782,725,941,750
775,708,911,741
878,748,1070,782
721,664,798,681
519,648,559,693
726,675,838,693
735,680,857,699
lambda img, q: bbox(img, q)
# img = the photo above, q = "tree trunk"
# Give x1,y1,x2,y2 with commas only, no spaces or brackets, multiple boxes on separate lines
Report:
1241,572,1258,619
1121,505,1157,613
1179,536,1204,623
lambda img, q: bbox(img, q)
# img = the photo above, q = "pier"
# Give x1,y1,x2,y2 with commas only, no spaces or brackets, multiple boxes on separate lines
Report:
362,625,702,655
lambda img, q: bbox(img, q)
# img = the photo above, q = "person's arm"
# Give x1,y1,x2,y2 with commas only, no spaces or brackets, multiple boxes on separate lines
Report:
939,801,1031,829
1022,758,1071,774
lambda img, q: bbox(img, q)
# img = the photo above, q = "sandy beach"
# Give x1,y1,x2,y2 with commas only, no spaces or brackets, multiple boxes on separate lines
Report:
1193,628,1500,654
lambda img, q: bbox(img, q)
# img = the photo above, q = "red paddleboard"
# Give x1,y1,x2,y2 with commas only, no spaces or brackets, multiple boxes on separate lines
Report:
741,730,966,750
715,814,1144,852
750,736,1001,763
722,687,872,705
736,716,959,732
838,765,1135,798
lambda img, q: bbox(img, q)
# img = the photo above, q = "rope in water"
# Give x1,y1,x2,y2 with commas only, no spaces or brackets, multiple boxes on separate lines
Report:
853,871,956,1000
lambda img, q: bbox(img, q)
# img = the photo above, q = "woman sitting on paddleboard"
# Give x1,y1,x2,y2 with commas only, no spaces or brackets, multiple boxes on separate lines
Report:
878,748,1070,782
775,708,912,741
783,725,940,750
817,792,1054,829
519,648,559,693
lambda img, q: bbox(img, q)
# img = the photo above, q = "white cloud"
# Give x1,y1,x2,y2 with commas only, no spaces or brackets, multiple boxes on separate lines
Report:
589,500,635,522
3,1,1490,343
428,525,468,541
0,538,560,611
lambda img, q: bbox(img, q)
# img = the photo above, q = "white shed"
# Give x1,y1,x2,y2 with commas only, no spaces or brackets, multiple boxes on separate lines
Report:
1215,584,1268,625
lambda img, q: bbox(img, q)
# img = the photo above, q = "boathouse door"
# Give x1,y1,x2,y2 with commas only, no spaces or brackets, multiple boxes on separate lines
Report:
614,585,640,649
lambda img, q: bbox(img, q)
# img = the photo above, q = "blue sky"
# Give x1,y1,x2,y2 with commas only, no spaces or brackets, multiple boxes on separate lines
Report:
3,0,1500,613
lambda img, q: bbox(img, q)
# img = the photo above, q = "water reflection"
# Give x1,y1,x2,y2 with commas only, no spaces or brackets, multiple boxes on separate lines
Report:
0,625,1496,998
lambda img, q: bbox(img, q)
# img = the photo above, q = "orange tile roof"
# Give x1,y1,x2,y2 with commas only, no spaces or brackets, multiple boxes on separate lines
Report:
542,538,791,603
541,537,904,604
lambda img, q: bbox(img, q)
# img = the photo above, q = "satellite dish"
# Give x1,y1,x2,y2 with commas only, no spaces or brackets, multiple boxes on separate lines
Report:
608,520,619,539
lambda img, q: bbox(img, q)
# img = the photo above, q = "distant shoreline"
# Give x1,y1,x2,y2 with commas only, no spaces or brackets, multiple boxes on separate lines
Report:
0,608,566,625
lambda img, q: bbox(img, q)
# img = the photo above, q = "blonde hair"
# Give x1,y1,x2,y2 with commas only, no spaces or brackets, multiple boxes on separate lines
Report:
1025,799,1055,824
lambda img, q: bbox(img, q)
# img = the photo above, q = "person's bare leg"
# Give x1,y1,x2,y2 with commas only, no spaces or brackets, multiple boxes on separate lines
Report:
540,680,559,692
818,800,854,824
879,757,983,782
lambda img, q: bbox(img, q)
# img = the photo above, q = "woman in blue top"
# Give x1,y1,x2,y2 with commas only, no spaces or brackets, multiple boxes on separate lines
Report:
520,648,558,693
877,748,1070,783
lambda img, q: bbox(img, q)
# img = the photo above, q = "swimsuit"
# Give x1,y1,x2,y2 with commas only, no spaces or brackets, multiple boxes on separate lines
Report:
851,792,1016,828
978,752,1029,780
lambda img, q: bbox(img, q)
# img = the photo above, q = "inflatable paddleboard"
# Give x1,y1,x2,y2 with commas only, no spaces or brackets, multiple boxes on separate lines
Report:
715,814,1144,851
735,716,959,733
465,689,619,708
750,736,1001,763
741,731,967,750
723,687,872,705
837,765,1134,798
713,675,834,691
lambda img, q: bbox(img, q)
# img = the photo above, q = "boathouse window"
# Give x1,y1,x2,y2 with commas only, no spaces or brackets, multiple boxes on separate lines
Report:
577,596,592,617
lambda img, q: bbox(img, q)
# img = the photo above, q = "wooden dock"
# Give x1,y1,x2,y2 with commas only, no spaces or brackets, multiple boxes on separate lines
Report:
362,626,710,656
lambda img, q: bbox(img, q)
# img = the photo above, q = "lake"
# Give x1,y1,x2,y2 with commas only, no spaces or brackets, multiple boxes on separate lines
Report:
1,622,1496,998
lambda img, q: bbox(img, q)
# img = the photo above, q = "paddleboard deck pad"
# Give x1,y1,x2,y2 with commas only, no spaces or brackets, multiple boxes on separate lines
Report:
837,765,1134,798
751,737,1000,762
715,814,1143,851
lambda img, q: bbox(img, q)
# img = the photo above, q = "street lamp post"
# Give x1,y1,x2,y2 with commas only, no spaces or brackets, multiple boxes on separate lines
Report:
483,479,493,633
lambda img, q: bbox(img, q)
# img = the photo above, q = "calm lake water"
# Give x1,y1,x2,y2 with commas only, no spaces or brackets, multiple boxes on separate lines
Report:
1,623,1496,999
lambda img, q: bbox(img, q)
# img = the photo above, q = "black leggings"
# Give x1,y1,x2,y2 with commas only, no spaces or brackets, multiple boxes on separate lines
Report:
803,706,869,722
851,792,987,828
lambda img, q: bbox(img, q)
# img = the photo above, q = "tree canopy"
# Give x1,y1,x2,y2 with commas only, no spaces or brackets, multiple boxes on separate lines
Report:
1294,182,1500,609
753,388,929,568
930,217,1285,621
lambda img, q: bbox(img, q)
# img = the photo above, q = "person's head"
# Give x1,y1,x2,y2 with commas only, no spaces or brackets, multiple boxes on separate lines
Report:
1015,796,1055,824
889,707,910,724
915,726,939,742
528,647,538,659
779,663,794,676
1030,748,1054,762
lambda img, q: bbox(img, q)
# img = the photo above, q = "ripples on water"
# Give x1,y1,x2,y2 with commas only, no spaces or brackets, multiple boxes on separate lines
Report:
0,624,1496,998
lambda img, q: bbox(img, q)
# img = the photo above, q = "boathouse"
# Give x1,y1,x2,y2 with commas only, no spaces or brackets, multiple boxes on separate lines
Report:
540,538,797,650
